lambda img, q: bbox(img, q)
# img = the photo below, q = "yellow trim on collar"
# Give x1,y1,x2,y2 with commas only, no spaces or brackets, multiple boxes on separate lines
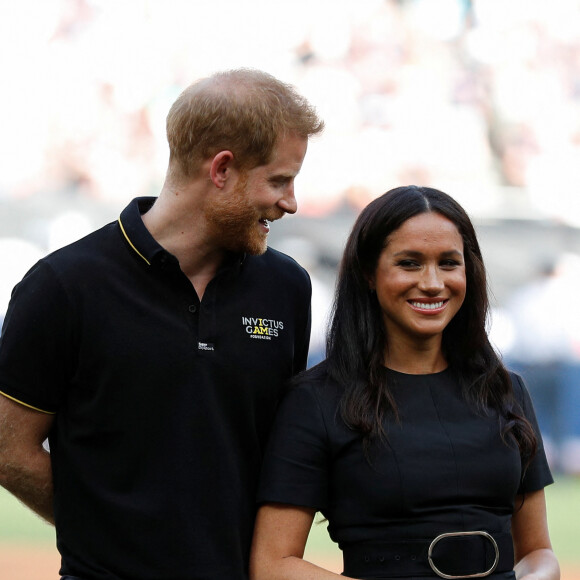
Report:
118,217,151,265
0,391,55,415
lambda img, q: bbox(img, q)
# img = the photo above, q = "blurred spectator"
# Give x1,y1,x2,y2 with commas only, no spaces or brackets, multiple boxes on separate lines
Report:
2,0,580,222
503,254,580,474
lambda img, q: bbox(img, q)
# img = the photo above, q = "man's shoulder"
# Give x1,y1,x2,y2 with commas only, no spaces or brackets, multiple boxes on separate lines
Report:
41,220,119,275
243,248,312,301
247,246,310,278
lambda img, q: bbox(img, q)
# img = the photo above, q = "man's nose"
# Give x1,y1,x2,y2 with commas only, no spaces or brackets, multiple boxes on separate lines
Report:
277,184,297,214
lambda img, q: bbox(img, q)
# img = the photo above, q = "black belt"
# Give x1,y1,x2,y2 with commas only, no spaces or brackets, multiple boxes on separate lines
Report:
342,531,514,579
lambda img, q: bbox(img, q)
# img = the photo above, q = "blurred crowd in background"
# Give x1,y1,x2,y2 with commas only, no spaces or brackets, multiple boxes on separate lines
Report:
1,0,580,473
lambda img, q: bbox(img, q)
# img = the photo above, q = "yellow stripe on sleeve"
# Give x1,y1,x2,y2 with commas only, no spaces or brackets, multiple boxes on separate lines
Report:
0,391,56,415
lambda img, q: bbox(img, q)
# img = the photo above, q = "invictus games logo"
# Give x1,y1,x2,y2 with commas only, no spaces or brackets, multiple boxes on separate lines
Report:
242,316,284,341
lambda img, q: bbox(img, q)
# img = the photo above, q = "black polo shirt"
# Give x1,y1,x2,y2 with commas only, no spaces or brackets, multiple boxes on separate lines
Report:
0,197,311,580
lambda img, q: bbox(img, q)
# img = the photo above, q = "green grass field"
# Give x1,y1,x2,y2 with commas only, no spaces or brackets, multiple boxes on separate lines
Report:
1,476,578,564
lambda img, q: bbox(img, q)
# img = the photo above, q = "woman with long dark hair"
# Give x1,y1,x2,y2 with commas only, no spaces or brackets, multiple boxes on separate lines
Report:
250,186,559,580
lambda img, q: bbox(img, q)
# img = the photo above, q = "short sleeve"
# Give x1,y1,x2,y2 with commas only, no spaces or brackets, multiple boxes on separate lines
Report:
510,372,554,493
257,382,329,510
0,260,74,412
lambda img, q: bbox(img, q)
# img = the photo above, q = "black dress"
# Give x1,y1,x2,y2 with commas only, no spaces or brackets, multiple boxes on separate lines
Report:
257,366,553,580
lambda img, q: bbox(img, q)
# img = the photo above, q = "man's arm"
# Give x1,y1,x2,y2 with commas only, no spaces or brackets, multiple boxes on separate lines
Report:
0,393,55,524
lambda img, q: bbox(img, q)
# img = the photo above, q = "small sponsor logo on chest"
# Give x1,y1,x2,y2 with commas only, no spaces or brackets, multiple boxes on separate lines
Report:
198,342,215,351
242,316,284,341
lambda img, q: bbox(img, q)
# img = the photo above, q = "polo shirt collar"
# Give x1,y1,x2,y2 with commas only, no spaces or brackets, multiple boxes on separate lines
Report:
118,197,246,274
118,197,168,267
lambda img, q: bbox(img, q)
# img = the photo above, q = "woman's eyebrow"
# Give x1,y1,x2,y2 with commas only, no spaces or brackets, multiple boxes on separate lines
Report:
391,249,464,258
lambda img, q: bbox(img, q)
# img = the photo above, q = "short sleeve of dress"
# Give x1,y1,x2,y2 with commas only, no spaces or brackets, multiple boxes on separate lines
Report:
510,372,554,494
0,260,73,413
257,381,329,510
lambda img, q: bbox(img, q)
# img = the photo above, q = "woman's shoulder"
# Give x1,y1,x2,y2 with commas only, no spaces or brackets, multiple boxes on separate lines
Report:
286,360,344,403
508,369,530,411
502,368,536,417
505,369,526,398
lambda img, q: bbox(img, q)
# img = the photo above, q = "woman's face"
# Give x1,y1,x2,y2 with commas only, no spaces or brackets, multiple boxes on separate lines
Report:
370,211,467,346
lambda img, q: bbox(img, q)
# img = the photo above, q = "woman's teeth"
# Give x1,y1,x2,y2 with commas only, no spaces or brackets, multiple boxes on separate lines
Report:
411,301,444,310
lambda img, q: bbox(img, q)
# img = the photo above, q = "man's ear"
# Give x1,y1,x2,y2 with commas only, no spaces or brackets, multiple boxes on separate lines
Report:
209,151,235,189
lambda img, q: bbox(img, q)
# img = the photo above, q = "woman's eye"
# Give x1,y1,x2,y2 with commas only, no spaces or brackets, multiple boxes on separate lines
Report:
440,260,460,268
398,260,419,268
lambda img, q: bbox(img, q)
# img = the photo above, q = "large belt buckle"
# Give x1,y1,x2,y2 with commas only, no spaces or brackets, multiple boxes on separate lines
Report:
428,531,500,579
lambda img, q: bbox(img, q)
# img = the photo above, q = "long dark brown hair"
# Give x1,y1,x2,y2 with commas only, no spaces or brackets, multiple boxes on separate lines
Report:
324,185,537,463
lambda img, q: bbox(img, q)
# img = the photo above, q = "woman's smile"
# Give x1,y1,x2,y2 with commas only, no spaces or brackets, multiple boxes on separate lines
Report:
408,298,449,313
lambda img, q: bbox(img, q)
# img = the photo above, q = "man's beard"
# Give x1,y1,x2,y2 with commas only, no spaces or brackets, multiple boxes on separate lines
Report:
206,174,281,255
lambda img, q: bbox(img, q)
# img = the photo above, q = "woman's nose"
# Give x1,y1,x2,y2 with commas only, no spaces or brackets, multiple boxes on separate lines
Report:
418,267,444,293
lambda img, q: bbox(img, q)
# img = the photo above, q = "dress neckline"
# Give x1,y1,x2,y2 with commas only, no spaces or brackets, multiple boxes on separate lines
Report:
383,366,452,378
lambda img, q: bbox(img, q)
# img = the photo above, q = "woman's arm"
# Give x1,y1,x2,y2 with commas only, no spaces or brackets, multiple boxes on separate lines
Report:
0,394,55,524
250,503,358,580
512,489,560,580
